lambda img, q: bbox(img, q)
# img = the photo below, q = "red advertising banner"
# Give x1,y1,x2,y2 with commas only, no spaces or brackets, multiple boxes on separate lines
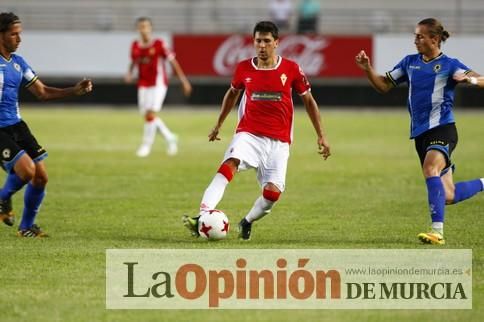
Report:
173,34,372,77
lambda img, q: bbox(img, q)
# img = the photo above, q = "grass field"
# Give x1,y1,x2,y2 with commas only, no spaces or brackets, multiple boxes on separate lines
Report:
0,106,483,322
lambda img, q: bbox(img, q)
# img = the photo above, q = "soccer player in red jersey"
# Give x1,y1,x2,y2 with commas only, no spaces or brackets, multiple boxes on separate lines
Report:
183,21,331,240
125,17,192,157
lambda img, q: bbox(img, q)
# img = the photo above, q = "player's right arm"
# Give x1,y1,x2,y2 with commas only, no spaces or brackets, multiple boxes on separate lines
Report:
124,61,135,83
355,50,393,94
27,78,93,101
208,88,241,141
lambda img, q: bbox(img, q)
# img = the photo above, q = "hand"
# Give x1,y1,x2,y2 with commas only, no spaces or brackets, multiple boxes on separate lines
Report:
453,73,476,84
75,78,93,96
182,81,192,97
355,50,371,71
208,126,221,141
124,73,133,84
317,136,331,160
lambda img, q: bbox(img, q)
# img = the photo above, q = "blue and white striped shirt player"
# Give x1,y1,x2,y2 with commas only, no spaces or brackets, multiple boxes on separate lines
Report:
385,53,470,138
0,53,38,128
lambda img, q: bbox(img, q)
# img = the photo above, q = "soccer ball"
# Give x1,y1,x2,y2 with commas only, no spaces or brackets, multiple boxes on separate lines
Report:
198,209,229,240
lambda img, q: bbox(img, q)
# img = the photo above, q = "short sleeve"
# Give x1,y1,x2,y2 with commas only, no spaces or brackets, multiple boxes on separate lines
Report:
386,56,409,87
451,58,471,77
292,63,311,95
158,39,175,61
230,62,245,90
17,56,38,88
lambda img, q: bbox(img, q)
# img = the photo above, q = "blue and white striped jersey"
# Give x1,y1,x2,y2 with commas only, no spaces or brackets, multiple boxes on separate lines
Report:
0,54,38,128
386,53,470,138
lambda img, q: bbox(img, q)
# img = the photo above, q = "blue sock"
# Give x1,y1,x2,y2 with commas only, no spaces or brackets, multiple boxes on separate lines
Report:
0,172,26,200
426,176,445,224
19,184,46,230
453,179,484,204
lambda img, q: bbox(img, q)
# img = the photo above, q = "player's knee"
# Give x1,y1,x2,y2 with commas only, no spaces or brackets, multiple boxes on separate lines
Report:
422,164,441,178
144,113,156,122
444,185,455,205
263,188,281,202
32,173,48,187
217,162,236,182
14,159,35,182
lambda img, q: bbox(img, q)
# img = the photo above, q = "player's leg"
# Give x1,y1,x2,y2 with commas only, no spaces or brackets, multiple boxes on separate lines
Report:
238,138,289,240
445,168,484,204
12,121,49,237
183,133,261,237
421,149,447,238
0,153,34,226
238,183,281,241
17,160,48,237
0,129,34,226
199,158,239,212
151,84,178,156
136,87,157,157
183,158,239,237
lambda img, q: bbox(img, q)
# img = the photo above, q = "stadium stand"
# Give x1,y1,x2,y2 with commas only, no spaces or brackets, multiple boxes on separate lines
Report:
2,0,484,34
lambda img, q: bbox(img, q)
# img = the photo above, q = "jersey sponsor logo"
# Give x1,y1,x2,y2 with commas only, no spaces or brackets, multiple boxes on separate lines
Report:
280,73,287,86
429,140,446,146
433,64,442,73
251,91,282,101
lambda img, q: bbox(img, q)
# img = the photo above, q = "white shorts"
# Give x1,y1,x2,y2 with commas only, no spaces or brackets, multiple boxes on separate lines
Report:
138,84,167,114
222,132,290,192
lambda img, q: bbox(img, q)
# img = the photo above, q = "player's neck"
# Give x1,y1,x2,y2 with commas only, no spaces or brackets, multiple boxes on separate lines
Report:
140,35,152,45
0,48,11,61
422,50,442,62
256,56,279,69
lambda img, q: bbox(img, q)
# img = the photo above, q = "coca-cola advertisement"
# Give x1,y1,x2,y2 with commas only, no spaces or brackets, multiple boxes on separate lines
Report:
173,34,372,77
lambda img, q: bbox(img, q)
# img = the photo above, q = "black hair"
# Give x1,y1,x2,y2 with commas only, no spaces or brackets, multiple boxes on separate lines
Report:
253,21,279,40
418,18,450,45
0,12,20,33
136,17,152,25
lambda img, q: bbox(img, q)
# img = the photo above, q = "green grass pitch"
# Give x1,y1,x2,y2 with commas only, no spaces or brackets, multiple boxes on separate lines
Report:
0,106,483,321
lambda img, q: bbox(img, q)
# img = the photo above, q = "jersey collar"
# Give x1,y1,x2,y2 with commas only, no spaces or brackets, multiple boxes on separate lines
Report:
421,52,443,63
251,55,282,70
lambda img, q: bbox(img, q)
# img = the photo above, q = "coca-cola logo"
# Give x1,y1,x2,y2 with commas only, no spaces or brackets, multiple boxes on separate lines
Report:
213,35,328,76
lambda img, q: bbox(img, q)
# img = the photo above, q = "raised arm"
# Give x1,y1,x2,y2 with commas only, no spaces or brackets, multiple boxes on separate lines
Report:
300,91,331,160
169,58,192,97
27,78,93,101
355,50,393,94
208,88,241,142
453,71,484,87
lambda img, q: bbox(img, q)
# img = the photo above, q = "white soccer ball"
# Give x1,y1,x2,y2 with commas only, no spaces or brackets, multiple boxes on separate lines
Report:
198,209,229,240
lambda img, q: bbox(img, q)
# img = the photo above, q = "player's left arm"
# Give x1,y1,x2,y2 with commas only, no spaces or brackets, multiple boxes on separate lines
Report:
169,58,192,97
27,78,93,101
453,71,484,87
300,91,331,160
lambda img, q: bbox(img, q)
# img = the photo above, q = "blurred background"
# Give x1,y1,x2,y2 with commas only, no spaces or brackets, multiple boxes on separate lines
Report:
4,0,484,107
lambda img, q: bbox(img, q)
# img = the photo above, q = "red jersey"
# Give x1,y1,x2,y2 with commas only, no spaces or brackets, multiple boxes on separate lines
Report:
231,56,310,144
130,39,174,87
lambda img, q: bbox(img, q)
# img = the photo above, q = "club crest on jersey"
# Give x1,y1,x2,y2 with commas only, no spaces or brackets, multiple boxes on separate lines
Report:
13,63,20,72
2,148,11,159
149,48,156,56
433,64,441,73
280,73,287,86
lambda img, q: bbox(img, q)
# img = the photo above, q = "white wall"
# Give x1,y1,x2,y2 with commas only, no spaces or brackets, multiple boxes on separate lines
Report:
16,31,172,78
374,34,484,73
